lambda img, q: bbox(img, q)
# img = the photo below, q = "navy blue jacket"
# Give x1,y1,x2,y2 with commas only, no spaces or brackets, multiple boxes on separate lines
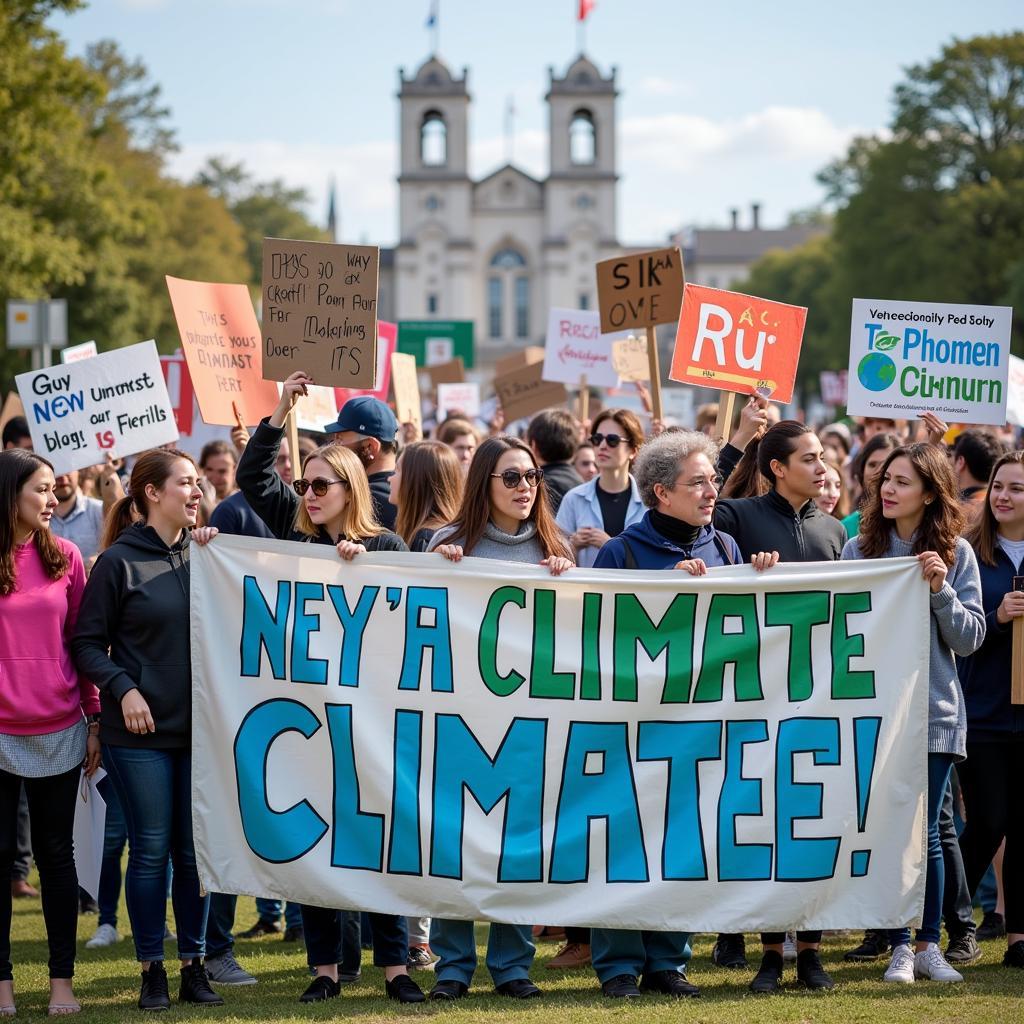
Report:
958,546,1024,741
209,490,275,540
593,511,741,570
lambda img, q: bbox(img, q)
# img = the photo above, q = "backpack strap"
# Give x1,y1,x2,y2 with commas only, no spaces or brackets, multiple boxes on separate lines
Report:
618,537,638,570
712,532,735,565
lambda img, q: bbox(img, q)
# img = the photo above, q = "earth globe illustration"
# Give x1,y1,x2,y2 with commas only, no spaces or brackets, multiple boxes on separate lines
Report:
857,351,897,392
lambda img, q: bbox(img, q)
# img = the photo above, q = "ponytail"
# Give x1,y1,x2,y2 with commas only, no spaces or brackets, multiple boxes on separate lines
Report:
100,495,137,551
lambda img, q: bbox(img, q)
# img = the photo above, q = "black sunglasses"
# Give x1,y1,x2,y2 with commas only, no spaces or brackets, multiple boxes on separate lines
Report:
293,477,347,497
491,468,544,489
590,432,626,448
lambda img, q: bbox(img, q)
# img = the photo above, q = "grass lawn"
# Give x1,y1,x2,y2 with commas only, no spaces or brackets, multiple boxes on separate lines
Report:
8,889,1021,1023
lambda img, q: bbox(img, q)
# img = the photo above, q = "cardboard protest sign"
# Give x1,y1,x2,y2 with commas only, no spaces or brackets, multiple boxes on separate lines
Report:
427,358,465,387
846,298,1012,426
595,247,685,334
542,308,623,389
261,238,379,389
389,353,422,433
437,382,480,420
496,347,545,375
611,334,650,382
1005,354,1024,428
334,321,397,406
61,341,98,364
193,538,929,931
494,361,567,423
166,276,280,427
669,284,807,405
291,385,341,435
16,340,177,474
0,392,25,436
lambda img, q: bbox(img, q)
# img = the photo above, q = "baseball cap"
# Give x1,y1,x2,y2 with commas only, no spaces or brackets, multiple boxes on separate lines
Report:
323,396,399,442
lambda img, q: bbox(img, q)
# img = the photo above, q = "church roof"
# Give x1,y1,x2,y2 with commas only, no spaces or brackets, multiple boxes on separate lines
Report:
547,53,616,96
399,55,469,96
474,163,544,189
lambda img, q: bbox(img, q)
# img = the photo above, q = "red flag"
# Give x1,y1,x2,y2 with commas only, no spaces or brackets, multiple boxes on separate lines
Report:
578,0,596,20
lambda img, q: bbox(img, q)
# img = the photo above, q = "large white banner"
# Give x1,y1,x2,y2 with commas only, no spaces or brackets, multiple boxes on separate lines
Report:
191,538,929,932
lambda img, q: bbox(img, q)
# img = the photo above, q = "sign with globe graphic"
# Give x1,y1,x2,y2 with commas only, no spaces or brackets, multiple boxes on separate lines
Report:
857,350,897,392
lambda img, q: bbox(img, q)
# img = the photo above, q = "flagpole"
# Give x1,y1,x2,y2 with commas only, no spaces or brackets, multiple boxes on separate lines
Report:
576,0,583,53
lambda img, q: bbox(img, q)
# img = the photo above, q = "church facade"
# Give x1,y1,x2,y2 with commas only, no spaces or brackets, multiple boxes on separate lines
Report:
383,53,624,368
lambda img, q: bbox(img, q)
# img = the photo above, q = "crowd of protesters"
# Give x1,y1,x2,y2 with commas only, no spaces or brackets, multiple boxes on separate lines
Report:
1,377,1022,1013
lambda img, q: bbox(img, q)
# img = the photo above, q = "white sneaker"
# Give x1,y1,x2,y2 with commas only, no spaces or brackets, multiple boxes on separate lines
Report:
86,923,120,948
782,931,797,962
883,944,915,983
914,944,964,982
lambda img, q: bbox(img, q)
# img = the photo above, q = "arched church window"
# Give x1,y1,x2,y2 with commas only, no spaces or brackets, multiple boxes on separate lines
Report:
570,110,596,165
488,248,529,340
421,111,447,166
490,248,527,269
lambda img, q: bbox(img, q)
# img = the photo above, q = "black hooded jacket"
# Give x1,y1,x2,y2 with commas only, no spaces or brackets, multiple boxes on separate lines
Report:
71,523,193,749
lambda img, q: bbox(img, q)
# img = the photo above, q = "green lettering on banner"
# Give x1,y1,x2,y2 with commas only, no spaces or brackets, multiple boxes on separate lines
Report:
831,592,876,699
478,586,527,696
530,590,575,699
693,594,763,702
764,591,831,701
612,593,697,703
579,592,603,701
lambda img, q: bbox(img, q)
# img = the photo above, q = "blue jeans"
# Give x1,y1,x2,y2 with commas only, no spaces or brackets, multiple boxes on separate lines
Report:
591,929,691,983
890,753,954,947
429,920,534,987
103,745,209,962
96,776,127,929
255,897,303,929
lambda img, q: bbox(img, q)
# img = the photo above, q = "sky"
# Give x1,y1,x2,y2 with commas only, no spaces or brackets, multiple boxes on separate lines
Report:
54,1,1023,247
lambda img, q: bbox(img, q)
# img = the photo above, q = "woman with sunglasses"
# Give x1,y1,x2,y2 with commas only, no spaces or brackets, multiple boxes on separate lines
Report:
556,409,646,568
426,436,572,1001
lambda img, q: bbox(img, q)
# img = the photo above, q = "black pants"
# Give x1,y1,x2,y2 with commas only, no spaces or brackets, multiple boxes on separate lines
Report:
10,788,31,882
301,906,407,968
565,927,590,944
959,738,1024,935
761,931,821,945
0,766,80,980
940,771,975,937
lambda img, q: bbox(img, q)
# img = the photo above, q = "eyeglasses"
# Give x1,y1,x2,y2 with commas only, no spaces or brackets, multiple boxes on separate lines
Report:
679,475,723,492
293,477,347,497
590,432,626,448
491,468,545,489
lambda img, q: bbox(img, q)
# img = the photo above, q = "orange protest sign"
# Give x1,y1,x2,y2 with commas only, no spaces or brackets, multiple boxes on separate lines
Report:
669,284,807,404
165,277,280,427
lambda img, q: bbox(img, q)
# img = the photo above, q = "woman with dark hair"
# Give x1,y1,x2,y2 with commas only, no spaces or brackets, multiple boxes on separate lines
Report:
959,450,1024,969
390,440,464,551
71,449,224,1011
556,409,646,568
425,436,571,1001
843,443,985,984
711,421,846,991
840,431,901,536
0,450,100,1016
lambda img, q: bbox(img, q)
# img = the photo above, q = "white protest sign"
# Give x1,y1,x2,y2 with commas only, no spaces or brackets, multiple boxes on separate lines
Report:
1005,354,1024,428
16,340,178,474
846,299,1012,426
542,308,626,389
60,341,98,364
291,384,340,434
436,382,480,419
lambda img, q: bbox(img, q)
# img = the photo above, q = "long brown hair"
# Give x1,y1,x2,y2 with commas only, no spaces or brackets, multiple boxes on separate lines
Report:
101,448,196,550
822,452,851,519
293,444,384,541
720,444,769,498
0,450,69,596
858,443,964,564
394,440,463,547
966,449,1024,567
442,435,571,559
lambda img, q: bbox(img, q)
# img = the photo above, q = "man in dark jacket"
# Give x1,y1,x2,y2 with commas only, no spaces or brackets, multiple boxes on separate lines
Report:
526,408,582,515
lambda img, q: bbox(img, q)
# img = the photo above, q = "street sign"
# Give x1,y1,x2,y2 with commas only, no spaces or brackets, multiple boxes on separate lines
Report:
5,300,68,349
397,321,475,369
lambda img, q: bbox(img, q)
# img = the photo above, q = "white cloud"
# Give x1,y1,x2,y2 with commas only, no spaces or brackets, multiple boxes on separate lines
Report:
637,76,693,99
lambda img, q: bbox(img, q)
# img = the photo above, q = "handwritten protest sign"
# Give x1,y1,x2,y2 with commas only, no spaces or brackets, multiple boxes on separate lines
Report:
496,347,545,375
611,334,650,382
333,321,396,406
16,340,177,474
192,538,928,931
670,284,807,405
542,308,623,389
261,238,379,389
289,385,339,435
389,352,422,434
427,358,465,387
846,298,1011,426
166,276,280,427
494,360,568,423
437,382,480,419
595,247,685,334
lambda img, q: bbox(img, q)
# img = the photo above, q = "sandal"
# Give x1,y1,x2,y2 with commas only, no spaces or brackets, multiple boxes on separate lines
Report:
46,1004,80,1016
0,1007,14,1018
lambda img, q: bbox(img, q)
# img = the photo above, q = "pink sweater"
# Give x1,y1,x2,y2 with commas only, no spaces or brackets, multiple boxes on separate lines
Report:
0,536,100,735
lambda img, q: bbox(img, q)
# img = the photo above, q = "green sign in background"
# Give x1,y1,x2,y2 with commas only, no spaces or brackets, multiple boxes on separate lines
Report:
397,321,475,369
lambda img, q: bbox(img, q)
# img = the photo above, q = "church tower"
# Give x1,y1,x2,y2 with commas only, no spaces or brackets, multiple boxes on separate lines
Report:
543,55,619,313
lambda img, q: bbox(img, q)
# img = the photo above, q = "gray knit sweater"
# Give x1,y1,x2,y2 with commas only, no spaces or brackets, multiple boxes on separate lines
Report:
427,520,547,564
842,533,985,760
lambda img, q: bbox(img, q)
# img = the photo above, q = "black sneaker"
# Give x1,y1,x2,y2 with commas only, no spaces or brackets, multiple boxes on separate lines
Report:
386,975,425,1003
749,951,784,994
639,969,700,998
945,931,982,964
139,961,171,1012
712,933,747,969
796,948,834,990
282,924,305,943
1004,941,1024,968
494,978,541,999
844,929,889,961
601,974,641,999
299,976,341,1003
179,960,224,1006
978,911,1006,941
237,918,281,939
428,979,468,1000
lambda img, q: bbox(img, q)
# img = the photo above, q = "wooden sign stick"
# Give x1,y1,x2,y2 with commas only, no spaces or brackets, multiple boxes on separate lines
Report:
286,408,301,481
645,326,663,422
579,374,589,425
1013,616,1024,705
714,391,738,442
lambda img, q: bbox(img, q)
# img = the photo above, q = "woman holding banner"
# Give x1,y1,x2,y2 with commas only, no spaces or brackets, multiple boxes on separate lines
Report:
427,435,572,1000
71,449,224,1011
556,409,646,568
389,440,463,551
843,443,985,983
959,449,1024,969
0,450,101,1017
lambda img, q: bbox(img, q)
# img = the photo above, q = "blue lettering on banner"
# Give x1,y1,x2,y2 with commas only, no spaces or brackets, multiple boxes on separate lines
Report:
326,704,384,870
718,720,772,881
398,587,453,691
